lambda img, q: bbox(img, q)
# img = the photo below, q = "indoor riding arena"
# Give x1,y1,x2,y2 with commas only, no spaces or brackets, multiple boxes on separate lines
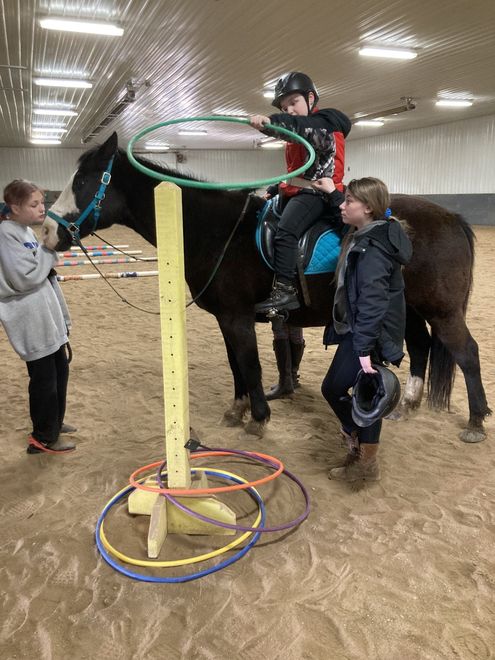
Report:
1,2,494,659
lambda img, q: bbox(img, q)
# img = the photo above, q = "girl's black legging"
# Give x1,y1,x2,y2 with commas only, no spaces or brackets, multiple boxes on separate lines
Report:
321,332,382,444
26,345,69,445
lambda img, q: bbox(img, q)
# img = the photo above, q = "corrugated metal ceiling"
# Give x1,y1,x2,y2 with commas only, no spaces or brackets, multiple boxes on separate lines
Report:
0,0,494,150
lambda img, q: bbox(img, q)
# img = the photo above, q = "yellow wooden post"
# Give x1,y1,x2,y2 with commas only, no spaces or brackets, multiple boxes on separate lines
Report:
128,182,236,558
155,182,191,487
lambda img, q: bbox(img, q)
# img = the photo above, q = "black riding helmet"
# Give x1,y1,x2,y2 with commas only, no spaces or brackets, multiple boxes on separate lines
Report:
272,72,319,110
351,365,401,428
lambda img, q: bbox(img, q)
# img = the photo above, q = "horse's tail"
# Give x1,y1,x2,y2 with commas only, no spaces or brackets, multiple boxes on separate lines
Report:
427,213,475,410
427,333,456,410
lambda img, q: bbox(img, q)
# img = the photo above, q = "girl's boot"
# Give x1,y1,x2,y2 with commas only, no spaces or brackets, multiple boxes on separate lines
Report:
329,442,380,487
328,428,359,473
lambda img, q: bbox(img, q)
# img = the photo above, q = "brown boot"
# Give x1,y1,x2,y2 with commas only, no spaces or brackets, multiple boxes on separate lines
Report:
328,428,359,474
329,442,380,488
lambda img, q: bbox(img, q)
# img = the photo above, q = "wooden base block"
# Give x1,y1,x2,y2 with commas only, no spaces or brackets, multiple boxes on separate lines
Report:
148,496,168,558
166,496,236,536
129,471,238,558
127,477,159,515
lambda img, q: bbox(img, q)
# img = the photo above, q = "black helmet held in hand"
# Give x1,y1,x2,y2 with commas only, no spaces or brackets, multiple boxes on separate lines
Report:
351,365,401,428
272,72,319,109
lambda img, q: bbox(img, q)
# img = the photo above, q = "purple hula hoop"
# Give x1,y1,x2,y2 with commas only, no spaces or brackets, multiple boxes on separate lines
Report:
156,447,310,533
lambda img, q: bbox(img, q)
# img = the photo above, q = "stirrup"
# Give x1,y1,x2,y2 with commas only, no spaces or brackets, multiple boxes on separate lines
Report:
254,282,300,317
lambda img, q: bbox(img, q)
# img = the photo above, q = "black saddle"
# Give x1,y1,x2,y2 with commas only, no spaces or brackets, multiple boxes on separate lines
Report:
256,195,343,275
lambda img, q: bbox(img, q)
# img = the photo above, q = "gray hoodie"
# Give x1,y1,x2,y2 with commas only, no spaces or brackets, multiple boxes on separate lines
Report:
0,220,71,361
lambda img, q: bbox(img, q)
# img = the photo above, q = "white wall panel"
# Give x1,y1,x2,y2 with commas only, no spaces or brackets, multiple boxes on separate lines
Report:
173,150,285,191
0,147,284,196
4,113,494,199
0,148,85,193
346,114,495,194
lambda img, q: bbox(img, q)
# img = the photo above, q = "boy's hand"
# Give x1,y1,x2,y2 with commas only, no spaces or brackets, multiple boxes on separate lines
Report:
311,177,336,194
249,115,270,130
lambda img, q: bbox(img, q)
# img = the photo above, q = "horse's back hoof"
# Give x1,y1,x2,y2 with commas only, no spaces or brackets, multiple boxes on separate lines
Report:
244,418,267,438
384,408,402,421
459,428,486,443
222,413,244,428
221,396,250,427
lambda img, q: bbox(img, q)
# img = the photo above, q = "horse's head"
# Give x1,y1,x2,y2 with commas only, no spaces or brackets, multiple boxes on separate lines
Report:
42,132,122,251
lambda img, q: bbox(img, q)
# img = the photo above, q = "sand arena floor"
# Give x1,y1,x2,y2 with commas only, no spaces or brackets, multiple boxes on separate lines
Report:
0,225,494,660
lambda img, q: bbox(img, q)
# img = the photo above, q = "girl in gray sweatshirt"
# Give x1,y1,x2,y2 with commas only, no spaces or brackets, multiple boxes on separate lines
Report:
0,179,76,454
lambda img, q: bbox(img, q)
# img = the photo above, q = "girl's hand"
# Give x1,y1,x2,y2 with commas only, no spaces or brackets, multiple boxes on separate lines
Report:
359,355,378,373
249,115,270,130
310,177,336,194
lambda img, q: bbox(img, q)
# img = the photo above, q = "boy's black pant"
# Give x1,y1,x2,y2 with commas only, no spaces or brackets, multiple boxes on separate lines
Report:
321,332,382,444
274,191,326,283
26,345,69,445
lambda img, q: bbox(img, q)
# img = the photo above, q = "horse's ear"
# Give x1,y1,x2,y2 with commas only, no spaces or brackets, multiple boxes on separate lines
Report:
98,132,119,161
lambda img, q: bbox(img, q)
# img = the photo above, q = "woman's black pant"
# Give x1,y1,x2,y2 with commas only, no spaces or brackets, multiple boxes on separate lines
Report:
321,332,381,444
26,345,69,445
274,191,325,283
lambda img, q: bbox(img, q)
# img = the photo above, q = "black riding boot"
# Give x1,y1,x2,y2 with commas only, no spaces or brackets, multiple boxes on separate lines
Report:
254,280,299,315
265,339,294,400
290,339,305,389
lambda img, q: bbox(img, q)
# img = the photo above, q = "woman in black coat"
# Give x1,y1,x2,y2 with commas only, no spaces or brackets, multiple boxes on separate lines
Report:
312,176,413,489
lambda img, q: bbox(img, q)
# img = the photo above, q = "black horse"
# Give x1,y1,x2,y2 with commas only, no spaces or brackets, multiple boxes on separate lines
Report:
42,132,490,442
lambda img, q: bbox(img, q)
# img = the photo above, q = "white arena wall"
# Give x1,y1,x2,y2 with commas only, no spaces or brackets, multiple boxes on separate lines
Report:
1,112,494,224
347,113,495,225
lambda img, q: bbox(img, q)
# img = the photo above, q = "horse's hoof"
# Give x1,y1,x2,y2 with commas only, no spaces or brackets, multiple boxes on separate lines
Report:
459,428,486,443
222,413,244,427
244,418,266,438
400,400,420,414
221,396,249,427
385,408,402,421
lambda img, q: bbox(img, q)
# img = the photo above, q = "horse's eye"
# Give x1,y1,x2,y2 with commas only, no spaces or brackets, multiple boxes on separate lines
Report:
73,176,86,191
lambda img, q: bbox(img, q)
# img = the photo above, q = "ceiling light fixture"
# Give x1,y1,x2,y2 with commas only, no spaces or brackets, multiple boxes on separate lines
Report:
35,102,75,108
33,77,92,89
32,127,67,133
33,108,78,116
30,138,61,145
263,89,275,99
178,129,207,136
352,97,416,124
39,18,124,36
435,99,473,108
359,46,417,60
355,120,385,127
145,144,170,150
32,121,66,127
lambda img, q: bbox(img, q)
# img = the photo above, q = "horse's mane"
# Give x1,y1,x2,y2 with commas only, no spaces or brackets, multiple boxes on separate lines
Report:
134,150,207,184
77,145,204,184
78,143,260,205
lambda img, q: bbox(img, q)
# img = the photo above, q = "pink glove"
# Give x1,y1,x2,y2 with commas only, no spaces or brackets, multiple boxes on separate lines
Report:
359,355,378,373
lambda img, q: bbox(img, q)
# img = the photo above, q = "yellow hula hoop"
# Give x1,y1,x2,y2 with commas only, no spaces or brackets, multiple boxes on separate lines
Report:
99,468,263,568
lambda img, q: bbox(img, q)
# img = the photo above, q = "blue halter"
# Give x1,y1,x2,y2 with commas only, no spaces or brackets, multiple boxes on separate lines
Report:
47,156,114,242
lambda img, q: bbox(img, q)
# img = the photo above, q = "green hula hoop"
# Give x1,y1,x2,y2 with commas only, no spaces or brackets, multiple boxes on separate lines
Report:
126,115,316,190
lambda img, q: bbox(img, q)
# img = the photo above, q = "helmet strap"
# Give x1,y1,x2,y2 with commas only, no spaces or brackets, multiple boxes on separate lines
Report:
306,92,315,114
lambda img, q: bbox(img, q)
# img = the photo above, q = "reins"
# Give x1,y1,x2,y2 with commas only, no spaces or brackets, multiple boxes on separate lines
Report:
59,190,254,315
70,234,161,315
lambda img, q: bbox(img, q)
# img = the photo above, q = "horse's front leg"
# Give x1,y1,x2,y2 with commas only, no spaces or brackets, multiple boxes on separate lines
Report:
218,315,270,437
221,336,250,427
